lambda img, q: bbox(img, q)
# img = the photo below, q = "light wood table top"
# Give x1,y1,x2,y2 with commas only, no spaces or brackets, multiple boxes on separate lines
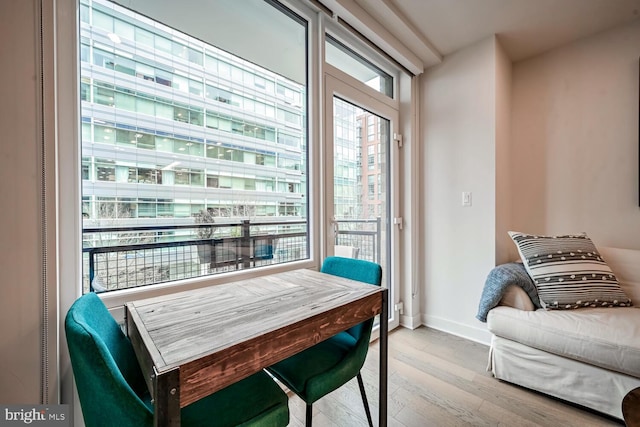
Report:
126,268,388,426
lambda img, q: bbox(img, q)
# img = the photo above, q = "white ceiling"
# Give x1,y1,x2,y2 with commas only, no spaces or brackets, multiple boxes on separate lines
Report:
353,0,640,67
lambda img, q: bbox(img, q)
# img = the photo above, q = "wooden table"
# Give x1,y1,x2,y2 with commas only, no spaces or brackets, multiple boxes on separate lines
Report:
623,387,640,426
125,269,388,427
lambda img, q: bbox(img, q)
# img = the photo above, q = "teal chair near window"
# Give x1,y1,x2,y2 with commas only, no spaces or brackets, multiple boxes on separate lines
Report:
65,292,289,427
266,256,383,427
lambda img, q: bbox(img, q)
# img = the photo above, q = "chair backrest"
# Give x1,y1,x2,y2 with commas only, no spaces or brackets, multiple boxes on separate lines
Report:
321,256,382,341
65,293,153,427
321,256,382,286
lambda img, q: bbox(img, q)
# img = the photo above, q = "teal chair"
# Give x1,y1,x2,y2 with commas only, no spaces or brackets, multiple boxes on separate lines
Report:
266,256,382,427
65,292,289,427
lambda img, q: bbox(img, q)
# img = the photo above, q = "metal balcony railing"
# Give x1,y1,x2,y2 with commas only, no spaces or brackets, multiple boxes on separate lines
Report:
334,217,382,264
82,218,381,294
83,220,307,293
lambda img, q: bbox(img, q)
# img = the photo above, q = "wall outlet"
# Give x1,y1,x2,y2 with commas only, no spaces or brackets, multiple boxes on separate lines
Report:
394,302,404,314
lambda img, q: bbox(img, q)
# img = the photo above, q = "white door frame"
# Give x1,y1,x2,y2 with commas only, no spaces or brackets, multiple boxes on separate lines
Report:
323,67,401,332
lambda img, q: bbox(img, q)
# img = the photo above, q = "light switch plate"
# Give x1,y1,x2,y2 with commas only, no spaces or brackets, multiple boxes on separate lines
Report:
462,191,472,207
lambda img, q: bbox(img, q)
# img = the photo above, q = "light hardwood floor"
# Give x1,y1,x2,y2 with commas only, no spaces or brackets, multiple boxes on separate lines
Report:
284,326,623,427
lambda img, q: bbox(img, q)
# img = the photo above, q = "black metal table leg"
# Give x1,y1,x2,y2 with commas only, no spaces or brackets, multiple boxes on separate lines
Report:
379,288,388,427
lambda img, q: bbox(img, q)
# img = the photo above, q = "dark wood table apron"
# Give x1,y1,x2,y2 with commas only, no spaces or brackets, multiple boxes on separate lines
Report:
125,269,388,427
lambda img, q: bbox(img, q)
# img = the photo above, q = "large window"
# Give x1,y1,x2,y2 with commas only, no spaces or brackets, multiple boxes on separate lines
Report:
80,0,308,293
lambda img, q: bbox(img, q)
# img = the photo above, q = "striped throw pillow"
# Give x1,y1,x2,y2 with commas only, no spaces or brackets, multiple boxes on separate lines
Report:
508,231,632,310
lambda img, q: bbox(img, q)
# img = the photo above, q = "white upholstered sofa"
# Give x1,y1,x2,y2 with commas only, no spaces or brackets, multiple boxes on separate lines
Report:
486,246,640,419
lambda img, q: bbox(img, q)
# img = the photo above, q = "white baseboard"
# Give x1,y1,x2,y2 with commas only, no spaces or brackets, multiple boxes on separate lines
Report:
421,314,492,346
399,313,422,330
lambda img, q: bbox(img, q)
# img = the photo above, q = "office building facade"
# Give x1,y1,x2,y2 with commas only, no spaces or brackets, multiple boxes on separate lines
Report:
80,0,307,229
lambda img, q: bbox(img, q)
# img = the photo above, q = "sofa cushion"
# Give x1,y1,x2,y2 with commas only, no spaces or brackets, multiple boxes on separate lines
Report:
487,305,640,378
508,231,632,309
599,246,640,305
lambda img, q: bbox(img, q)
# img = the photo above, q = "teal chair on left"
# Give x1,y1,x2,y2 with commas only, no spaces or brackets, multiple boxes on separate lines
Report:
266,256,382,427
65,292,290,427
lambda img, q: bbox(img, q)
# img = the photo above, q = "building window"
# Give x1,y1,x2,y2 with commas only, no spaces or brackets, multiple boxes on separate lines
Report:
80,0,308,293
368,175,375,200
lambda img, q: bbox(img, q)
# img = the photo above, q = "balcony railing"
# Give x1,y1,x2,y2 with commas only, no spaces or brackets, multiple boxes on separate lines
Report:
334,218,382,264
82,218,381,293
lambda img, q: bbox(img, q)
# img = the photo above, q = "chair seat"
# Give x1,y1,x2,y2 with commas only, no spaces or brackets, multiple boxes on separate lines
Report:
180,370,289,426
66,293,289,427
267,256,382,427
268,331,358,403
139,370,288,427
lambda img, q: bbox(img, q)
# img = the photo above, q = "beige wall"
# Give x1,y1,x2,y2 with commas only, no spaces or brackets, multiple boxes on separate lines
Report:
420,36,505,343
420,21,640,345
511,20,640,250
0,0,45,403
495,39,513,265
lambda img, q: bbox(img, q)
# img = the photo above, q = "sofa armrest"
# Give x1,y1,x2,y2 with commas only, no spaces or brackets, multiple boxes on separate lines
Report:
499,284,536,311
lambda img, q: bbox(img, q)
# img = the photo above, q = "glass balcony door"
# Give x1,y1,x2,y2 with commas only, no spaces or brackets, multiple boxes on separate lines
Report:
324,74,400,331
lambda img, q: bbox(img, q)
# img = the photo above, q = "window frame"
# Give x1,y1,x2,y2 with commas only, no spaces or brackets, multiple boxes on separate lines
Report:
59,0,319,312
59,0,415,323
54,0,418,409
